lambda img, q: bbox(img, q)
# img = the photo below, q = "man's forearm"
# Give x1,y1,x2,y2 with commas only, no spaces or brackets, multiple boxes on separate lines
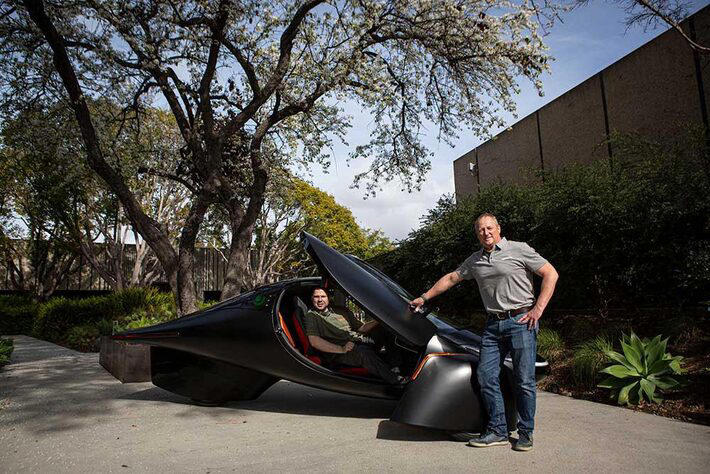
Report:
309,335,346,354
534,267,559,313
422,272,461,301
357,320,378,334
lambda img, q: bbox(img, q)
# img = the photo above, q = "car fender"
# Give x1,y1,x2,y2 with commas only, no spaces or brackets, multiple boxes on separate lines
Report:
391,353,517,432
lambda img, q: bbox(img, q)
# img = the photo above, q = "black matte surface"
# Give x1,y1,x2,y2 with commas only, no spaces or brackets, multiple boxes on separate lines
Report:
112,233,545,432
392,354,517,432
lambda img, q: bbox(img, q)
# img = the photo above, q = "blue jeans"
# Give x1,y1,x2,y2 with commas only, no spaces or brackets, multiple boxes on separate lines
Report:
476,312,537,437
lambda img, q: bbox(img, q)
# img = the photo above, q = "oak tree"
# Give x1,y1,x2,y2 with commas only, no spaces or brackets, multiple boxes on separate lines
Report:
2,0,557,313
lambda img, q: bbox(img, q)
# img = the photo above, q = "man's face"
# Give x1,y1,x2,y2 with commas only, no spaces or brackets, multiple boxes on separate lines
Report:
476,217,502,250
311,288,329,311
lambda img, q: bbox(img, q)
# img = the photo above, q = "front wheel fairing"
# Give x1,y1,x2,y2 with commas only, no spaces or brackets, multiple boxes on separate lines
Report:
428,323,550,380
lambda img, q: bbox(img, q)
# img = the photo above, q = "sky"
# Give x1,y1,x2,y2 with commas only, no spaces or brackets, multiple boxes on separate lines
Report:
306,0,708,242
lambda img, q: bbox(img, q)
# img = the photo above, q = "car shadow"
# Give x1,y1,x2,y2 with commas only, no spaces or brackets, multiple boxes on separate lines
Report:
120,380,399,419
376,420,452,442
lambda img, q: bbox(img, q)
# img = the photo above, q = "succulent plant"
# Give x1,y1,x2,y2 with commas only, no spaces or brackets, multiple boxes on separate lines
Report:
598,332,683,405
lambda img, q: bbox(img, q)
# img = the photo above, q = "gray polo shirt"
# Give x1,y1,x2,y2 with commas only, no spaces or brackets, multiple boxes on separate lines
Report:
455,237,548,313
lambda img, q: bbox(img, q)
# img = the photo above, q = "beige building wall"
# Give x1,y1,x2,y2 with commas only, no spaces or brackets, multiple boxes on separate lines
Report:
538,74,609,171
454,5,710,198
476,114,541,186
453,148,477,201
604,22,702,138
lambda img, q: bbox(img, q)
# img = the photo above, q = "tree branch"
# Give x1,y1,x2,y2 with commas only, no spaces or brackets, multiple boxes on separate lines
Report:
137,166,198,194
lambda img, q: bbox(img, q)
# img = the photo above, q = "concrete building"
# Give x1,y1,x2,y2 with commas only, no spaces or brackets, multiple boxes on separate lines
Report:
453,5,710,199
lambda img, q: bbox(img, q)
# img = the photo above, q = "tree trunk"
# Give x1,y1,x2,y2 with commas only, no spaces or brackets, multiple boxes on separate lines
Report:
221,228,251,300
23,0,183,303
173,190,212,314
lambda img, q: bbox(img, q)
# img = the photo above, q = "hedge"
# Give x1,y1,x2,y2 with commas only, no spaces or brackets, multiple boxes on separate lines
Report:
32,287,161,343
0,296,39,335
378,130,710,316
0,288,183,350
0,337,13,367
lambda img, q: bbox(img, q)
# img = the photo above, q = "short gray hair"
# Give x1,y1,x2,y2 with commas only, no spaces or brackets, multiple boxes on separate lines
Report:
475,212,500,230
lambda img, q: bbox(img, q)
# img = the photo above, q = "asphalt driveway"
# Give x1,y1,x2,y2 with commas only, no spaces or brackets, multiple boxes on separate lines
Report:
1,335,708,473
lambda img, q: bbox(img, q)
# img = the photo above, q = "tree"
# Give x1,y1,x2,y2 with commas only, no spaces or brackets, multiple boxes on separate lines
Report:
0,103,189,292
2,0,558,313
379,128,710,315
207,175,394,289
0,106,82,300
577,0,710,54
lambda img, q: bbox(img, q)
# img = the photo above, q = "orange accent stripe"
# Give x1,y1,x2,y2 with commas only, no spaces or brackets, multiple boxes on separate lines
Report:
278,311,296,348
411,352,465,380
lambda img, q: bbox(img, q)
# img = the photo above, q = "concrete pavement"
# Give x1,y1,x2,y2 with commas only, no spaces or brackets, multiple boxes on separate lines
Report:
1,335,709,473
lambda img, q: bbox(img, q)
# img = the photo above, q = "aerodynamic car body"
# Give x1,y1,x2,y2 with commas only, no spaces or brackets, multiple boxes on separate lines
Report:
113,232,549,433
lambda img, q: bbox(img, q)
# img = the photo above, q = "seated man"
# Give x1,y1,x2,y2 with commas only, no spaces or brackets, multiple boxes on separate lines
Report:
305,287,406,385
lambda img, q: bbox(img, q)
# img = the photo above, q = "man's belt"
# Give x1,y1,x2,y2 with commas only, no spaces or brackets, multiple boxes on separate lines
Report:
487,306,533,320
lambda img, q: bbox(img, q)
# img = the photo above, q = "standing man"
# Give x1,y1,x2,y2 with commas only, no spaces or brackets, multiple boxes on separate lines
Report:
409,213,558,452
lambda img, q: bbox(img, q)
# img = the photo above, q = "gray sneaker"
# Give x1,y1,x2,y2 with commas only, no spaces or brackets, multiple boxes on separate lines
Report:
512,432,533,452
467,432,509,448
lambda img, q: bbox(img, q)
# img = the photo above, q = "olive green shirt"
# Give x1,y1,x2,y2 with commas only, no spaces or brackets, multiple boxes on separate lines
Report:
304,307,369,345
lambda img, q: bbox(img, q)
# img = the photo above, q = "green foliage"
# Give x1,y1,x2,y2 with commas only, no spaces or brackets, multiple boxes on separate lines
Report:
379,130,710,315
95,319,114,337
65,324,100,352
112,291,179,332
0,295,39,335
572,335,613,388
560,317,597,344
537,329,565,362
197,300,218,311
0,337,13,367
289,179,394,259
32,288,158,343
598,332,683,405
121,315,167,331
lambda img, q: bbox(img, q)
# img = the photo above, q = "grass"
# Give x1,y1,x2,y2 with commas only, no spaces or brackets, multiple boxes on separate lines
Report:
0,337,13,368
572,334,613,388
537,328,565,362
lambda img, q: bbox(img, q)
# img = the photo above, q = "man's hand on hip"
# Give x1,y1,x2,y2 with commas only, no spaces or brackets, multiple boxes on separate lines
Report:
516,306,543,330
343,341,355,353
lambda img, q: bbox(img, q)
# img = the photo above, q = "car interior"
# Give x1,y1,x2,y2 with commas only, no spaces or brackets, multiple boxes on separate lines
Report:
276,279,420,380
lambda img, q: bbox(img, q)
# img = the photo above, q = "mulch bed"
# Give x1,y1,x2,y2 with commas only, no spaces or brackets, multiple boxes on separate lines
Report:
538,310,710,426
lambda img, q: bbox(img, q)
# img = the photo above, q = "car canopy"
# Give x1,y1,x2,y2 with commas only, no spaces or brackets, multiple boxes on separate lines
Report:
301,232,436,347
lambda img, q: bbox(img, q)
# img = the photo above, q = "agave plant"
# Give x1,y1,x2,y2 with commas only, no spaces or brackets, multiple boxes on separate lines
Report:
598,332,683,405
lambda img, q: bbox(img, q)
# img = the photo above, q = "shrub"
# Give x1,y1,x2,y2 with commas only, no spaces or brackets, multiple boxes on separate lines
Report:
0,337,13,367
537,328,565,362
33,288,156,343
378,130,710,312
65,324,100,352
572,335,612,388
0,295,39,335
111,291,179,332
560,317,597,344
598,332,683,405
95,319,114,337
122,315,167,330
